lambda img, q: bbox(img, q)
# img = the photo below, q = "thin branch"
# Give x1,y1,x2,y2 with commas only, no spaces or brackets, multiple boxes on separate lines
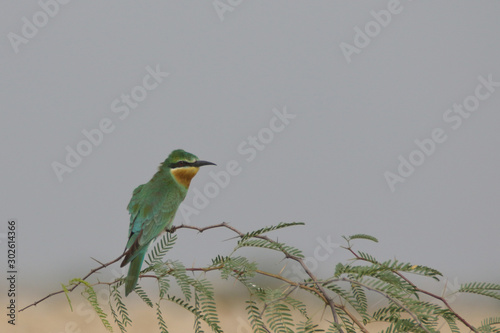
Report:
295,256,342,330
19,252,125,312
20,223,234,312
396,274,478,333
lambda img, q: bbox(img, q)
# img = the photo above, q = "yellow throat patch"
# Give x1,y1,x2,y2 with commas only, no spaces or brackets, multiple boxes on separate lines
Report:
170,166,199,188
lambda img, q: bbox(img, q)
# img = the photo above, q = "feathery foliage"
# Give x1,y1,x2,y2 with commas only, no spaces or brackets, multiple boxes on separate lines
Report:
53,222,498,333
477,317,500,333
61,282,73,312
238,222,305,242
76,278,113,332
109,284,131,332
459,282,500,300
296,318,324,333
236,238,304,258
156,302,169,333
246,300,268,333
134,285,153,307
145,232,177,266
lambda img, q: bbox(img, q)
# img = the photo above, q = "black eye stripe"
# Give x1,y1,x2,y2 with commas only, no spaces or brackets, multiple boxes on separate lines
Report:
170,161,192,168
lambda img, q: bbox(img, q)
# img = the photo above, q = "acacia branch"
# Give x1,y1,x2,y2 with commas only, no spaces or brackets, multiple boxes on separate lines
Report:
345,246,479,333
20,252,126,312
19,223,230,312
194,223,343,332
396,274,478,333
19,221,484,333
21,222,345,328
173,223,344,329
316,277,431,333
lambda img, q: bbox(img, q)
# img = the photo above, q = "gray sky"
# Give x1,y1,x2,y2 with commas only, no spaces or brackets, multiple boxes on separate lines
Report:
1,0,499,322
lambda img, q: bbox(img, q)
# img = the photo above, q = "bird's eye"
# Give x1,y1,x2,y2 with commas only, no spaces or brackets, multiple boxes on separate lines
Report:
177,161,187,167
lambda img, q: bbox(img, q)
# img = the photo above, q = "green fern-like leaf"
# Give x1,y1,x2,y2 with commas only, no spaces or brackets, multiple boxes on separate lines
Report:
167,295,203,318
219,256,257,289
79,282,113,332
167,295,222,333
459,282,500,301
334,263,345,277
110,285,131,331
171,261,194,301
265,302,294,333
61,283,73,312
194,279,220,328
350,282,370,322
460,281,500,290
324,282,358,310
376,259,442,281
336,306,356,333
134,285,153,307
384,318,429,333
478,316,500,333
211,255,229,266
194,291,205,333
145,233,177,266
284,296,308,319
326,321,343,333
405,264,442,280
372,271,417,296
110,302,126,333
296,318,324,333
344,234,378,243
156,302,169,333
236,238,304,258
191,278,215,299
246,300,268,333
158,275,171,298
372,304,404,322
239,222,305,242
356,251,379,264
441,312,460,333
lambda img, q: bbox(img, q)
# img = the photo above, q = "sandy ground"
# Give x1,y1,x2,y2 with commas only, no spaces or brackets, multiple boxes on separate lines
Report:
3,290,499,333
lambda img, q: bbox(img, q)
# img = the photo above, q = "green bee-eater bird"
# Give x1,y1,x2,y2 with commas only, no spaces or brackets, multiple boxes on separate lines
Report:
120,149,215,296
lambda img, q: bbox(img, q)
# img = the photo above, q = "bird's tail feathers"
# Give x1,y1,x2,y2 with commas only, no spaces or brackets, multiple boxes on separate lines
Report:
120,232,142,268
124,248,147,296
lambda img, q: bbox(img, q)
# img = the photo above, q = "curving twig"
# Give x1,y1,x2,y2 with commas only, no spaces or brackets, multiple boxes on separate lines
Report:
18,223,236,312
20,252,126,312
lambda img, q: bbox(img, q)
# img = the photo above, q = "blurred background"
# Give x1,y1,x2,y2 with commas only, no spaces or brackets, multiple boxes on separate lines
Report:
1,1,499,332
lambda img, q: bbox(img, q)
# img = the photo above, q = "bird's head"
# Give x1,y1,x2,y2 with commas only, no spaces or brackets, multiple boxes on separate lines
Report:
164,149,216,188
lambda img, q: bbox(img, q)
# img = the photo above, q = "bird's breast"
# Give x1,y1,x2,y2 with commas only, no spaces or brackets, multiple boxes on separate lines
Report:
170,167,199,188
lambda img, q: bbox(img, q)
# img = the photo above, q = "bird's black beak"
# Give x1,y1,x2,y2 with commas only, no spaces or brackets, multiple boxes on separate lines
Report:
192,160,216,167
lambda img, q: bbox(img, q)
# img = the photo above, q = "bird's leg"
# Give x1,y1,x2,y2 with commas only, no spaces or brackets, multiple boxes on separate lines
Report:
165,225,177,233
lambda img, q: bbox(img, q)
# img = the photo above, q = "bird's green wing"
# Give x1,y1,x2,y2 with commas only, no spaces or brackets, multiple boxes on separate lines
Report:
122,175,185,265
